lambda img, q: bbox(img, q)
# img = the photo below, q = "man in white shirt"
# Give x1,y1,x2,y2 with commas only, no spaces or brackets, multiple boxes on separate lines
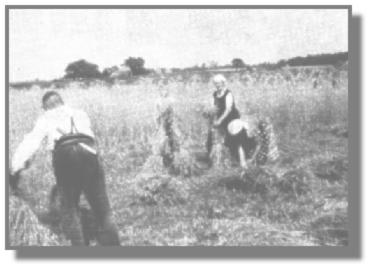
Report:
10,91,120,246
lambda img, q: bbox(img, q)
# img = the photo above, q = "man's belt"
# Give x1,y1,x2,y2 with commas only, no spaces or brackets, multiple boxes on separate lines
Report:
54,133,97,155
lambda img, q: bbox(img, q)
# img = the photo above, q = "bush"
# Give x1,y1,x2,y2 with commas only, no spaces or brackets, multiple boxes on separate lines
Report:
64,59,102,79
124,57,149,76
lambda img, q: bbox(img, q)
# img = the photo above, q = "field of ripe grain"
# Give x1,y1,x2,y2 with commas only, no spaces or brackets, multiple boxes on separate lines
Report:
8,66,349,246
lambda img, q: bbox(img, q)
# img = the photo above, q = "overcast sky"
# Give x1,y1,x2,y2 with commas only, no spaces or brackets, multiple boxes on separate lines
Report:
9,9,348,82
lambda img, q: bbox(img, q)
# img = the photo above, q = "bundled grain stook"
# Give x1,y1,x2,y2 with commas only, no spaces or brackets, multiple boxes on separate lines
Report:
145,81,196,177
9,195,70,247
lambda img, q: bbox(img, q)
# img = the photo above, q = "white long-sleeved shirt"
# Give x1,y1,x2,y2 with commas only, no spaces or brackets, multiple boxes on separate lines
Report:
11,105,94,173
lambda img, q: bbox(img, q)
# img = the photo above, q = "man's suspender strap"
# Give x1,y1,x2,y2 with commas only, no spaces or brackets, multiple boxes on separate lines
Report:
56,116,78,136
54,116,96,155
70,116,78,134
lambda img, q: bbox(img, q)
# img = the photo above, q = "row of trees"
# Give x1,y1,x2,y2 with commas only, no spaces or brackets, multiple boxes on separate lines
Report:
64,57,247,80
63,52,347,80
286,52,348,67
256,52,348,71
64,57,149,80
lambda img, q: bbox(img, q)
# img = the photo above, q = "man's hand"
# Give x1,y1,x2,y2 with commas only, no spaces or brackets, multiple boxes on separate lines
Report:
213,119,221,127
9,170,21,193
241,161,248,170
246,158,257,168
240,159,257,179
9,160,29,194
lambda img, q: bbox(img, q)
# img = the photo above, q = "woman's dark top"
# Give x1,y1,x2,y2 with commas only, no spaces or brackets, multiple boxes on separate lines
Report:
213,89,240,130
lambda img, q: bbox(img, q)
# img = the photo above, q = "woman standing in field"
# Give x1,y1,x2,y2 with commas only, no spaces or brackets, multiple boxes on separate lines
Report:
209,74,279,170
212,74,241,136
208,74,242,166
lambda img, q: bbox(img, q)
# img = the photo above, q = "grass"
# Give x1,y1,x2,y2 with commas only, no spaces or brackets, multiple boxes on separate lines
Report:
8,67,348,246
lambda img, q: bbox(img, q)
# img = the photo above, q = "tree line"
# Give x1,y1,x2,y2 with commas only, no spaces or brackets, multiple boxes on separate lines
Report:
10,52,348,88
254,52,348,71
63,57,250,80
64,57,150,80
64,52,347,80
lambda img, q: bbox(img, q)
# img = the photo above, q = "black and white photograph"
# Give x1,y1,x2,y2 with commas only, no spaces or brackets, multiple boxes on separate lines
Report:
6,7,349,247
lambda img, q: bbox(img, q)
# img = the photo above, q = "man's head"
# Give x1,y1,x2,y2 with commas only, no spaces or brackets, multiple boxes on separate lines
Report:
42,91,64,111
212,74,227,92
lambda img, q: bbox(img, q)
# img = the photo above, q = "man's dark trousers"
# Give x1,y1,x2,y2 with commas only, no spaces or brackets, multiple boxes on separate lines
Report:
52,137,120,246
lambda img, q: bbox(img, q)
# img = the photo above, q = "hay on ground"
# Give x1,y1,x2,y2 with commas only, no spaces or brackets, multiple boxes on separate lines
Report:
132,174,190,206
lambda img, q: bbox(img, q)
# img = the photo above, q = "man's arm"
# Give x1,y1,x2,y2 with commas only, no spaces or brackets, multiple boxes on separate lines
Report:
238,145,248,170
215,92,233,126
11,117,46,175
249,141,260,166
